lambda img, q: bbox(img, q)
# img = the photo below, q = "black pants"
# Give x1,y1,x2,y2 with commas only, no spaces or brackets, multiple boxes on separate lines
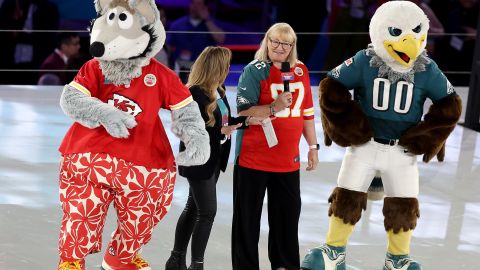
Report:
172,166,221,262
231,165,301,270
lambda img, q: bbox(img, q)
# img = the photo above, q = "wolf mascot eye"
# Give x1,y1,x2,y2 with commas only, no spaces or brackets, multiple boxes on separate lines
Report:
118,11,133,29
56,0,210,268
107,9,116,25
301,1,461,270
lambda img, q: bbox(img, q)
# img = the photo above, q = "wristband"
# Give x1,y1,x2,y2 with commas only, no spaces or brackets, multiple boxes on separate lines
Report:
309,144,320,150
269,103,276,116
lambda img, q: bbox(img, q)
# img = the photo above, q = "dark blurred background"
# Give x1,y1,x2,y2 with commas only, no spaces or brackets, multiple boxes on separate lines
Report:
0,0,478,86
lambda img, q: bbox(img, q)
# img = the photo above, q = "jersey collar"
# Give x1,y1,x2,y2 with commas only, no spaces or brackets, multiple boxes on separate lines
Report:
366,44,430,83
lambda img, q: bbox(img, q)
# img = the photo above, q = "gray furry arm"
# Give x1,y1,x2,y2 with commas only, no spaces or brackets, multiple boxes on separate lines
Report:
60,85,102,128
59,85,137,138
171,101,210,166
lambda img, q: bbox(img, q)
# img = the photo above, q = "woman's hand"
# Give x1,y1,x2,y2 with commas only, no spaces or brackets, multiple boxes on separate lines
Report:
306,149,319,171
273,92,293,111
246,116,263,126
221,123,243,136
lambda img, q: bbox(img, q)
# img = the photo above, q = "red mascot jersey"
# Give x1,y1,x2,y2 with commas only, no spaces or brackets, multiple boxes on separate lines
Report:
59,59,192,169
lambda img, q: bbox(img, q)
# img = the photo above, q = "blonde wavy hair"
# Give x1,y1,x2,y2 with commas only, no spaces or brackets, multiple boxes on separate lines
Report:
187,46,232,127
254,22,298,67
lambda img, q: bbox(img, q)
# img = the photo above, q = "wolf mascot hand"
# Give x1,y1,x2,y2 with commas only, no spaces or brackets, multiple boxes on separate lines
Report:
301,2,461,270
56,0,209,269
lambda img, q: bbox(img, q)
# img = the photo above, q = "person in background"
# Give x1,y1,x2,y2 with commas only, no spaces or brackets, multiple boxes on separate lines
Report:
274,0,327,63
322,0,374,70
443,0,478,85
165,46,253,270
155,5,170,67
0,0,25,84
167,0,225,83
38,32,80,85
232,22,319,270
14,0,59,84
63,52,91,85
408,0,445,56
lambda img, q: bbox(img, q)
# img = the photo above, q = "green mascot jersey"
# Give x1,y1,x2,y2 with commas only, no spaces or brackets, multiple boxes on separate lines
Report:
327,49,455,140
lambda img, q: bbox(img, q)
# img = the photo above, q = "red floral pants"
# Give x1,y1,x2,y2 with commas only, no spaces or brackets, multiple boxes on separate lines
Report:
58,153,176,263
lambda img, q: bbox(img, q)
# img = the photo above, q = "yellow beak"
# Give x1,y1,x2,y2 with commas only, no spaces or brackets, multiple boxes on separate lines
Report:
384,34,426,67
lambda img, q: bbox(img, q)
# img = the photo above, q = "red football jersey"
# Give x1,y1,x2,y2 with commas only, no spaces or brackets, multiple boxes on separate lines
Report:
59,59,193,169
236,60,315,172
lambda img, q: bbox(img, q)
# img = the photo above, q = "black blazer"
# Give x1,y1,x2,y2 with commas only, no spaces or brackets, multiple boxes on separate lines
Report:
178,85,247,180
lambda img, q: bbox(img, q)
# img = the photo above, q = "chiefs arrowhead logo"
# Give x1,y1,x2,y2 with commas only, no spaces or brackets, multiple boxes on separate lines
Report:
107,93,143,116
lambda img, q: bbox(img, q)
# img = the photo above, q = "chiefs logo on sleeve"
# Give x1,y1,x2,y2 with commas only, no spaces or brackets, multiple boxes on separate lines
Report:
107,93,143,116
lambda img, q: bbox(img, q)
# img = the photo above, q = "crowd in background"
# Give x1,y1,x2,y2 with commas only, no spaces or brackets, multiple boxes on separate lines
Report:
0,0,478,86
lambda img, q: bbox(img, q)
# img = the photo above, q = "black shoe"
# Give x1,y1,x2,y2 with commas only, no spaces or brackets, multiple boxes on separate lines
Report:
187,261,204,270
165,250,187,270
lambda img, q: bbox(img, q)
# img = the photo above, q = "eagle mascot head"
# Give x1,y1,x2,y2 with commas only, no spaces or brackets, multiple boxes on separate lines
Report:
368,1,430,80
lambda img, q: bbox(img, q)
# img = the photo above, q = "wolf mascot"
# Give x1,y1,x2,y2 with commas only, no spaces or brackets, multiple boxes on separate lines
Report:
301,1,462,270
57,0,209,269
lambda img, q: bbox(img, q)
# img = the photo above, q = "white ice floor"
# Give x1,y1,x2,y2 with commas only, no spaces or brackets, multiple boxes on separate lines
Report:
0,85,479,270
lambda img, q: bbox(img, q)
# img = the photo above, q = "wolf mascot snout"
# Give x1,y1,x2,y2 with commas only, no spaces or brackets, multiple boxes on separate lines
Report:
57,0,209,269
301,1,461,270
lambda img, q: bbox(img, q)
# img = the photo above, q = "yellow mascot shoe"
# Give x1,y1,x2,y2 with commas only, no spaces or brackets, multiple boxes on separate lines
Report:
101,252,151,270
58,260,84,270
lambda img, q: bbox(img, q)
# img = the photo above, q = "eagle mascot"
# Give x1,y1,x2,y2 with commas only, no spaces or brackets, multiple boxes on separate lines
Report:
301,1,462,270
56,0,209,269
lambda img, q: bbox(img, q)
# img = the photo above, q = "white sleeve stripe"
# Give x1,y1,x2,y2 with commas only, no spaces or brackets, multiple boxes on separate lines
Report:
170,96,193,110
69,81,91,96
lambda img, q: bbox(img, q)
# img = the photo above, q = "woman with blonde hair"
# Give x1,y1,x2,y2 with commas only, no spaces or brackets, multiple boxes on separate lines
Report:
232,22,319,270
165,46,250,270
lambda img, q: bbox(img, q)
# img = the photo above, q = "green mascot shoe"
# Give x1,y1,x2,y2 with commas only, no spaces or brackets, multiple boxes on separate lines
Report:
383,253,422,270
301,244,346,270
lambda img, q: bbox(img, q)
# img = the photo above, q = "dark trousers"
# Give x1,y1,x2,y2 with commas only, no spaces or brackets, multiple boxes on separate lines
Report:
231,165,301,270
172,166,221,262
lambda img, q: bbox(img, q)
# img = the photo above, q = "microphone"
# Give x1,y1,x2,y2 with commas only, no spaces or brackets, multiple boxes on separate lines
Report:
281,62,293,92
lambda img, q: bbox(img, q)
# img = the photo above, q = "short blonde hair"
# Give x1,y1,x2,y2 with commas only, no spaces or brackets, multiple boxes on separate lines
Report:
254,22,298,67
187,46,232,127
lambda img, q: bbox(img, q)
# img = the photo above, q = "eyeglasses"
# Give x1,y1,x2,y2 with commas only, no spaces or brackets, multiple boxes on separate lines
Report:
268,38,293,50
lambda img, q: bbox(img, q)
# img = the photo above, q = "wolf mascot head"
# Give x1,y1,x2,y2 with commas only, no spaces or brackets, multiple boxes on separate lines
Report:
89,0,165,85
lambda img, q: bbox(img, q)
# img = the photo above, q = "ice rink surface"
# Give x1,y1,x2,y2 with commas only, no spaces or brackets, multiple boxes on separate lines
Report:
0,85,478,269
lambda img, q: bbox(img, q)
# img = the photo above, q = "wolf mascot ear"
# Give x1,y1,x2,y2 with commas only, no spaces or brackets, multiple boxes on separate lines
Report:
95,0,157,24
